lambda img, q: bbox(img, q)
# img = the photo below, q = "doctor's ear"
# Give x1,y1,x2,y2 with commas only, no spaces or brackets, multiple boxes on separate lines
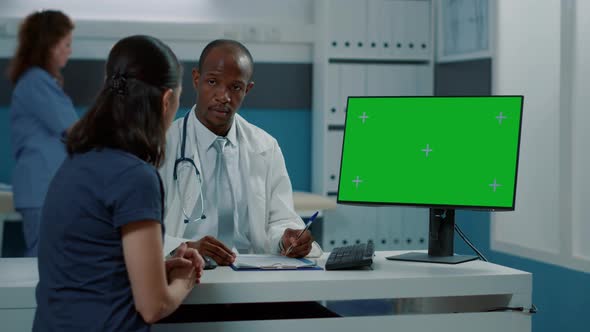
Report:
191,68,200,90
245,81,254,95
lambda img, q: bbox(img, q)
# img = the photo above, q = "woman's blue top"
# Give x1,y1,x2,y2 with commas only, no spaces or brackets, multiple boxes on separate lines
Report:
10,67,78,208
33,148,165,332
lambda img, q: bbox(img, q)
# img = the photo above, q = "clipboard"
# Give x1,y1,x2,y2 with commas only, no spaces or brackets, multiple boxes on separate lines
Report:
230,254,323,271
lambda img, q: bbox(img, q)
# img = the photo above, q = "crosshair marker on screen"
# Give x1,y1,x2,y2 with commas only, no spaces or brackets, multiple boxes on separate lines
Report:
352,176,363,188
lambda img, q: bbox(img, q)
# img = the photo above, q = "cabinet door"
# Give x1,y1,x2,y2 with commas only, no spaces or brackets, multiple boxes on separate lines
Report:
327,0,368,58
413,64,434,95
401,207,429,249
371,64,433,96
327,63,367,125
367,0,390,58
326,64,341,124
367,64,420,96
325,129,344,194
368,0,409,59
407,0,431,59
375,206,404,250
323,205,377,251
339,64,367,121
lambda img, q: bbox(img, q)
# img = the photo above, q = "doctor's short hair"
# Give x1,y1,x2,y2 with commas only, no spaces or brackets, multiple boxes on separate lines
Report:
7,10,74,84
66,35,182,167
197,39,254,79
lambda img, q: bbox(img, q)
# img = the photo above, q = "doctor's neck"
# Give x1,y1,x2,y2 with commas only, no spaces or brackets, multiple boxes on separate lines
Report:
194,109,234,137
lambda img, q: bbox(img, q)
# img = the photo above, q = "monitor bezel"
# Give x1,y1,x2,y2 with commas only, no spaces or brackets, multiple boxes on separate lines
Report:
336,95,524,212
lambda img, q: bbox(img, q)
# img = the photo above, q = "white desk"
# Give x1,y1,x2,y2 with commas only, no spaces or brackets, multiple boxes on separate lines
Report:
0,191,14,214
0,252,532,332
0,191,21,257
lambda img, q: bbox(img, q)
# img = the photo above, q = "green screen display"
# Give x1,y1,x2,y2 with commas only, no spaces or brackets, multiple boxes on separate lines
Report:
338,96,523,210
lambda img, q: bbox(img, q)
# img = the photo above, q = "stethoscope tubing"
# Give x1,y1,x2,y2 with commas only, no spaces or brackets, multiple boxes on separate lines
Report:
174,111,206,224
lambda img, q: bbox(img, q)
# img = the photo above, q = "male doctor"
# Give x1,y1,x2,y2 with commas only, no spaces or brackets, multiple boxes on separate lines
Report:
159,39,321,265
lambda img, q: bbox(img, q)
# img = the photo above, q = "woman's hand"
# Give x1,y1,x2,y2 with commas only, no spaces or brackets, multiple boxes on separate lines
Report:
166,242,205,284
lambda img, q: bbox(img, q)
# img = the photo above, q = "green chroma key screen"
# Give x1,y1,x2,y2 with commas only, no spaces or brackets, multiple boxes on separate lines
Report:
338,96,523,210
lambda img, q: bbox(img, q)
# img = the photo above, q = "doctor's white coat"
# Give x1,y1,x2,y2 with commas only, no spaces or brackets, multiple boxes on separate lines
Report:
159,109,321,256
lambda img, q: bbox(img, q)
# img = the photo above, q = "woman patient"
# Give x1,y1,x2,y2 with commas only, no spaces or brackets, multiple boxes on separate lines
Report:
33,35,204,331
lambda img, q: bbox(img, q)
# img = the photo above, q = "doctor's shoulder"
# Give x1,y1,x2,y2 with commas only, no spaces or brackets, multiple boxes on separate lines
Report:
236,114,277,147
165,116,185,142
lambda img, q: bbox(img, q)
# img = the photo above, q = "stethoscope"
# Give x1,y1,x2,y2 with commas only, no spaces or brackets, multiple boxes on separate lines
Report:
173,111,207,224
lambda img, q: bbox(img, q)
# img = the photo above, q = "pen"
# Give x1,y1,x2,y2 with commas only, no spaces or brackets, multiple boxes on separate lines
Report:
285,211,319,256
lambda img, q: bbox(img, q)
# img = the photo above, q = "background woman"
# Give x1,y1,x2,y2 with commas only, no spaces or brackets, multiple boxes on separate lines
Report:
33,35,204,331
7,10,78,256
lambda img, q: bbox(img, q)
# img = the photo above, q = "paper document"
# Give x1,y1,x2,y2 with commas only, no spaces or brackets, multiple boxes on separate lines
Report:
232,254,318,270
163,234,188,257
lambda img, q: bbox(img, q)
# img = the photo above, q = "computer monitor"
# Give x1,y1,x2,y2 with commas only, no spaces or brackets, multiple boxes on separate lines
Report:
337,96,523,264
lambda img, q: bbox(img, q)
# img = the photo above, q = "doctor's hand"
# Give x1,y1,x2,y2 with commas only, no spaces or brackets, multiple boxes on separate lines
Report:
188,236,236,266
281,228,313,258
167,242,205,284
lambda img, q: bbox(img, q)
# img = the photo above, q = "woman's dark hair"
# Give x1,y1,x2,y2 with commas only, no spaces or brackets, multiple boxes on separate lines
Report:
7,10,74,84
66,35,182,167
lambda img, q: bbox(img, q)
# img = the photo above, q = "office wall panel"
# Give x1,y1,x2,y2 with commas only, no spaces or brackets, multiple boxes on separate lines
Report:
0,60,312,109
434,59,491,96
0,61,313,188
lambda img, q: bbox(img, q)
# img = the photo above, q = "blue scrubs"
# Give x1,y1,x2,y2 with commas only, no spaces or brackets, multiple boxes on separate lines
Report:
33,148,164,332
10,67,78,256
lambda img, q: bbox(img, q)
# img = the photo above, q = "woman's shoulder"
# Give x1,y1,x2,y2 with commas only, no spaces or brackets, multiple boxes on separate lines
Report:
68,149,159,191
14,67,57,92
98,149,162,195
97,148,158,178
19,66,54,82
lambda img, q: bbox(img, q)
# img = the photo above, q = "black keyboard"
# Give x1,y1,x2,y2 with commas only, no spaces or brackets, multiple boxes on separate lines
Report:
325,242,375,270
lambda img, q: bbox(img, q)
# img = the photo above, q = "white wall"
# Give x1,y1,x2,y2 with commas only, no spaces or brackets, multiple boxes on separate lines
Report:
571,0,590,262
491,0,590,273
0,0,314,23
0,0,315,62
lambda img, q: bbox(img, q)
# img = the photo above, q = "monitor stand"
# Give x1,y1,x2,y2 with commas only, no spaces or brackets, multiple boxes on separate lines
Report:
386,208,478,264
